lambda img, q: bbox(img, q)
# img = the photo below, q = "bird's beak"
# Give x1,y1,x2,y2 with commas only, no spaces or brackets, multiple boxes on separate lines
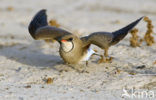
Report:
61,39,67,42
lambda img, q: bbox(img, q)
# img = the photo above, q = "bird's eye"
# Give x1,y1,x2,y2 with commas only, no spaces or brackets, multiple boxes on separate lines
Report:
68,38,73,41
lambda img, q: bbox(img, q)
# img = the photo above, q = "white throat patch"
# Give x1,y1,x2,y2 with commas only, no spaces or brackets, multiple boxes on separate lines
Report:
61,41,73,52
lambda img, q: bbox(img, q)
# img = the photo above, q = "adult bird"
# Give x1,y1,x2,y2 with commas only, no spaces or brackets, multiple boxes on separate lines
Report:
28,9,143,64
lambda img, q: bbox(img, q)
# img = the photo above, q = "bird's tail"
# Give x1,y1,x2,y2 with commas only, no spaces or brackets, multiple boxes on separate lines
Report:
110,17,143,45
28,9,48,39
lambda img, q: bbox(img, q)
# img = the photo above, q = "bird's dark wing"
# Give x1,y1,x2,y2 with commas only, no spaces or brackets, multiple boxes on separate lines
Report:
28,9,72,41
81,17,143,49
81,32,113,49
110,17,143,45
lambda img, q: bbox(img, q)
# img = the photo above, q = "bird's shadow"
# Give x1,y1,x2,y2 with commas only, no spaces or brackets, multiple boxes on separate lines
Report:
0,42,63,70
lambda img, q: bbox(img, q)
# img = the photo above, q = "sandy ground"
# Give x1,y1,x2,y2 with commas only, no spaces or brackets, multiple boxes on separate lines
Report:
0,0,156,100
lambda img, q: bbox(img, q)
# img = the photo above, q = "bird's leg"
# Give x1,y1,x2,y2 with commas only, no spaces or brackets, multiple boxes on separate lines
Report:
97,55,104,63
104,48,113,63
83,61,89,73
86,61,88,66
98,48,108,63
98,48,113,63
104,48,108,57
80,61,89,73
91,53,101,60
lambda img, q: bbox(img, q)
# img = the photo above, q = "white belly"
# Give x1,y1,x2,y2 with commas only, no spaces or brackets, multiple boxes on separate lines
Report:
81,48,95,61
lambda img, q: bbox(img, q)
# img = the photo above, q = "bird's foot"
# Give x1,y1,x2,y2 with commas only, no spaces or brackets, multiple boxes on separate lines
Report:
98,56,113,63
97,55,104,63
80,61,89,73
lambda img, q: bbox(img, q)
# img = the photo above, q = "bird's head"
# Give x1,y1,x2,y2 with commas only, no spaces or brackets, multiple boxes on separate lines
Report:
60,35,79,52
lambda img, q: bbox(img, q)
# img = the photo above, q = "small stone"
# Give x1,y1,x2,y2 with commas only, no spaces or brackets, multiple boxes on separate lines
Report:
46,77,54,84
6,6,14,11
136,65,146,69
129,72,136,75
24,85,31,88
153,61,156,65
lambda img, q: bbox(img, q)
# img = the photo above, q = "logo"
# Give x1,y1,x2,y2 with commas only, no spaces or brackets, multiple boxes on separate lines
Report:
122,88,155,99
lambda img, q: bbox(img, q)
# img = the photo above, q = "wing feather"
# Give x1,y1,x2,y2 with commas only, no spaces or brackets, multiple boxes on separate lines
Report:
35,26,71,41
81,17,143,49
81,32,113,49
28,9,72,42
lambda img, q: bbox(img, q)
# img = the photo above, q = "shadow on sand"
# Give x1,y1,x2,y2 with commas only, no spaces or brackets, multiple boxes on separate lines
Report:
0,42,63,70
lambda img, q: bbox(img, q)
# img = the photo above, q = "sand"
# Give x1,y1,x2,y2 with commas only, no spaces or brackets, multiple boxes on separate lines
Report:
0,0,156,100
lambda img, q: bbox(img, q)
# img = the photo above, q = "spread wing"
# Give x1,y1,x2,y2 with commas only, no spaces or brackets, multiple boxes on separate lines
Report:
28,9,72,42
81,32,113,49
81,17,143,49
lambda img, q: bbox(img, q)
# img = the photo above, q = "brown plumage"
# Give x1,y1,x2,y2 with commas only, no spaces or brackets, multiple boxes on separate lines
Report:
28,9,143,64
